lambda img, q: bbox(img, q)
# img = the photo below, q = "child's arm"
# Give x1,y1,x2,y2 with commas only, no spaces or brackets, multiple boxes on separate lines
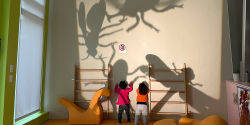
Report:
114,83,120,93
146,88,150,95
136,88,139,94
128,81,133,92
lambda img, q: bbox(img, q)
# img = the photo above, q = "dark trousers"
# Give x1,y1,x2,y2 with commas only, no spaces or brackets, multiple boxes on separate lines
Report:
118,104,130,123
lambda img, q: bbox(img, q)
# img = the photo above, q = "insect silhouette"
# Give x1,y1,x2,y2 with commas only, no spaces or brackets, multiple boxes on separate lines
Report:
106,0,183,32
78,0,127,60
140,54,202,115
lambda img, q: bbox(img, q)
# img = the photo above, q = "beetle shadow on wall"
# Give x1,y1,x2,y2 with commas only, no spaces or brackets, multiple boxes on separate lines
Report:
139,54,225,120
78,0,127,61
185,67,227,120
77,0,127,112
106,0,184,32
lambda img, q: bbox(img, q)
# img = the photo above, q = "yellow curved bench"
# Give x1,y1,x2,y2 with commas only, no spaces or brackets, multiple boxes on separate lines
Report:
178,117,202,125
58,89,111,125
153,119,178,125
154,115,228,125
200,115,228,125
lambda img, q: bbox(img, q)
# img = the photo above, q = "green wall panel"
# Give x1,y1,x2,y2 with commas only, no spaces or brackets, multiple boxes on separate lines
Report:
0,0,49,124
0,0,11,125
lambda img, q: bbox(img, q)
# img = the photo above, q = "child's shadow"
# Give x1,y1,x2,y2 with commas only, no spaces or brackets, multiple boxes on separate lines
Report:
104,59,147,119
98,45,147,119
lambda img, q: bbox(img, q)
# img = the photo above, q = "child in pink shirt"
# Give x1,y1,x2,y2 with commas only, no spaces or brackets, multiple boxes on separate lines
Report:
115,81,133,124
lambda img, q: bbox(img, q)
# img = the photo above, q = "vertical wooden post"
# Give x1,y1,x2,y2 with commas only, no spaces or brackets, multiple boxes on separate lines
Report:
107,64,110,119
74,65,77,104
183,63,188,118
148,64,151,120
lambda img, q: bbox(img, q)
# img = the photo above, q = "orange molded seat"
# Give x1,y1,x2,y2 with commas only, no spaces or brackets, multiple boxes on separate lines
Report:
58,89,111,125
178,118,202,125
154,115,228,125
178,116,228,125
154,119,177,125
201,115,228,125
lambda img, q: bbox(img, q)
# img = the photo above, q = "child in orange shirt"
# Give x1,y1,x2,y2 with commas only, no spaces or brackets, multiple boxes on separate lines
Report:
134,82,149,125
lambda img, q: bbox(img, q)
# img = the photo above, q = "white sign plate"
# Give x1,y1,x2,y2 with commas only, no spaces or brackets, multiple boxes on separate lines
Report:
119,43,126,53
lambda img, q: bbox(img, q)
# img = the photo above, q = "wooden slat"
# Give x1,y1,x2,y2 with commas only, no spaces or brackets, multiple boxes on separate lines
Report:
76,79,107,82
147,63,188,119
150,112,186,116
75,100,108,103
74,65,111,119
150,80,184,82
150,90,185,93
151,69,183,72
75,90,99,92
150,101,186,104
76,69,108,72
74,65,77,104
148,64,152,120
107,64,110,119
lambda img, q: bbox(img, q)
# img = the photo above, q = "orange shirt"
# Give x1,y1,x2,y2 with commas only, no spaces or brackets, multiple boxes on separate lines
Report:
136,88,149,102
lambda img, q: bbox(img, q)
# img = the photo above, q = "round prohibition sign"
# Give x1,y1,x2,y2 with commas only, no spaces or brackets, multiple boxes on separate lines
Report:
119,44,126,51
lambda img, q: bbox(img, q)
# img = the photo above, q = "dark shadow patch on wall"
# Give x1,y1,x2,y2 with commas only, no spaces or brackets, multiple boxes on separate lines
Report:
216,0,234,121
227,0,242,73
45,0,81,119
106,0,184,32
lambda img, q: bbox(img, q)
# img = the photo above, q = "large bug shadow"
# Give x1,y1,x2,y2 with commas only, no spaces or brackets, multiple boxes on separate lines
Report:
106,0,184,32
139,54,227,120
78,0,127,60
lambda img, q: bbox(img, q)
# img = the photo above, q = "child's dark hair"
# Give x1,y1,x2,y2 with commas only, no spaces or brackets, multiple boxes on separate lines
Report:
119,81,127,89
139,82,148,95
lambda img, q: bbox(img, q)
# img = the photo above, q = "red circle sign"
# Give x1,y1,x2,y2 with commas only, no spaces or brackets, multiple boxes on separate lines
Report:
119,44,126,51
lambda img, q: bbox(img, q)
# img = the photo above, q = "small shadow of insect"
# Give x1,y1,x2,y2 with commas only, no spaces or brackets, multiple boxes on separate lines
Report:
106,0,183,32
78,0,127,60
84,82,106,87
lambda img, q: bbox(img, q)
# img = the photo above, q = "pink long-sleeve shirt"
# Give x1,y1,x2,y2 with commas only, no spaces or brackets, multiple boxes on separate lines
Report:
115,84,133,105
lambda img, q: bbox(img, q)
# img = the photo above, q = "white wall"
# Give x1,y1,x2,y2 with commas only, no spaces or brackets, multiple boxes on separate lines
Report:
45,0,232,121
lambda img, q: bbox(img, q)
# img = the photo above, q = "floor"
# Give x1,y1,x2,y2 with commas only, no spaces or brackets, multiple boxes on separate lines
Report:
41,119,157,125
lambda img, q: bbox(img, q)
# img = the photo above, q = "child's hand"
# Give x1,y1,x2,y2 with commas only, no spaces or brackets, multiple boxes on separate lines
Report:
129,81,133,85
116,83,119,86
